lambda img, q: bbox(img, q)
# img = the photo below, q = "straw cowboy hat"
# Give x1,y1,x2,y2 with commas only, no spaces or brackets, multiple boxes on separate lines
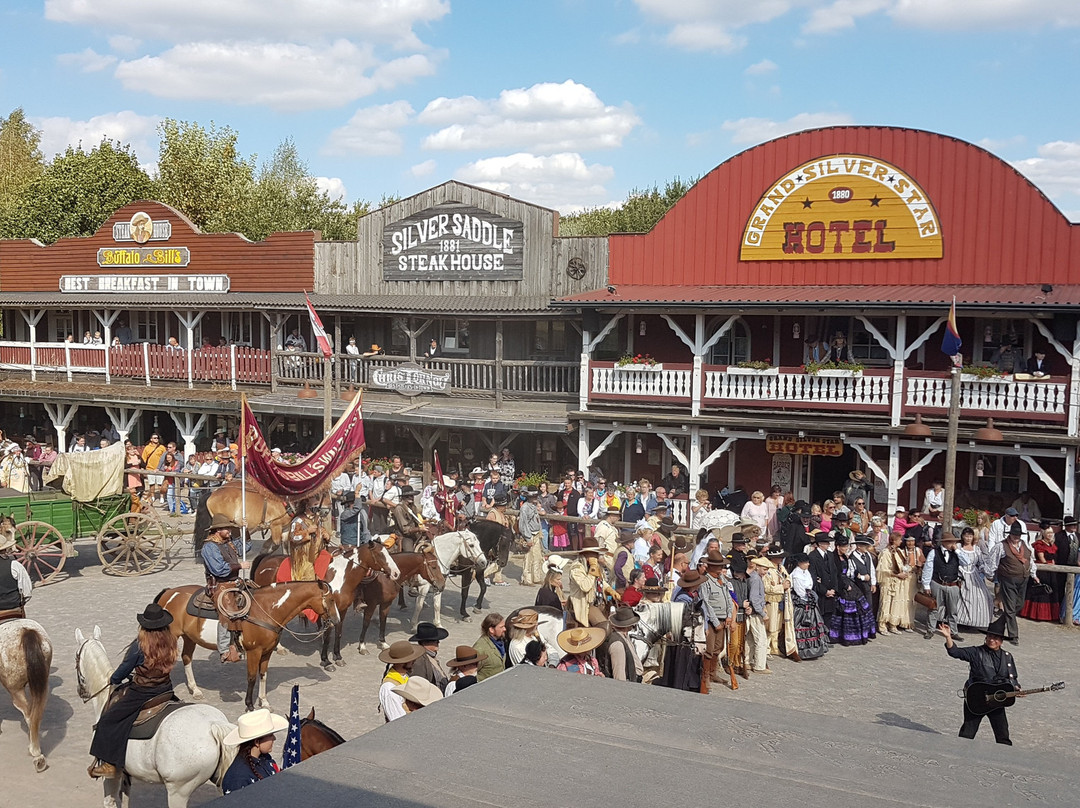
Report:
378,640,425,665
223,708,289,746
205,513,238,536
446,646,481,668
718,523,742,541
750,557,775,570
392,676,444,707
557,626,606,655
0,532,16,553
509,609,540,630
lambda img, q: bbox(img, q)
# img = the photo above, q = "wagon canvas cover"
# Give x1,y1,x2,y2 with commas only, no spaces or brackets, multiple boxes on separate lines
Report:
44,442,124,502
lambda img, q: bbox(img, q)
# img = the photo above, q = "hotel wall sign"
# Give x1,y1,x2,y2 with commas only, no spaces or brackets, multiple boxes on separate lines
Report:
740,155,943,260
370,362,451,396
383,201,523,281
60,275,231,293
765,434,843,457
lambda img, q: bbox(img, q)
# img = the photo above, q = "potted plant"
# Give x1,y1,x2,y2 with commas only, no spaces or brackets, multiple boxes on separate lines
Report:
615,353,662,371
727,359,779,376
803,359,865,377
960,364,1009,382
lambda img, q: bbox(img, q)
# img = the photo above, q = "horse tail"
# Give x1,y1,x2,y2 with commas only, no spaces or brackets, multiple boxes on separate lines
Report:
211,721,237,787
21,628,50,722
152,586,170,605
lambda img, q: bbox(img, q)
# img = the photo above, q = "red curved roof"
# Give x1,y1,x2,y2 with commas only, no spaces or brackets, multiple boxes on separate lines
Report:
607,126,1079,289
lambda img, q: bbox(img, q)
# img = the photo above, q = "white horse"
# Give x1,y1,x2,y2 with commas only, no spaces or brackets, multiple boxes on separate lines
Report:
0,617,52,772
75,627,236,808
628,601,690,679
406,529,487,631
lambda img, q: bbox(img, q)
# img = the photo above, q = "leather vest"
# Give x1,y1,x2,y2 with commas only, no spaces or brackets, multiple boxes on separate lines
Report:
0,559,21,611
997,542,1029,581
601,631,638,682
132,662,172,689
931,550,960,584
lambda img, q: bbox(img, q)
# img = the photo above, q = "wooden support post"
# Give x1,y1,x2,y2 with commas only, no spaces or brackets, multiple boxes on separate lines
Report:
22,309,45,383
495,319,504,409
44,402,79,452
177,310,205,390
323,357,333,436
169,411,208,459
105,406,142,447
94,309,121,384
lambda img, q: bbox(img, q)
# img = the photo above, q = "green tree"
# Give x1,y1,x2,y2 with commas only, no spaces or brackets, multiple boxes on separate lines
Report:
155,118,256,234
2,139,153,243
560,177,697,236
0,108,45,229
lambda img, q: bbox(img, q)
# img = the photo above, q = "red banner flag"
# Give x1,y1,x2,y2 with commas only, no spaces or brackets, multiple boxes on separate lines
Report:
305,292,333,358
433,448,448,521
240,392,365,498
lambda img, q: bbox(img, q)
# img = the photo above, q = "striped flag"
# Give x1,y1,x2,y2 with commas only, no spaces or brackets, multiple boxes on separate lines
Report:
282,684,302,769
941,296,962,359
304,292,333,358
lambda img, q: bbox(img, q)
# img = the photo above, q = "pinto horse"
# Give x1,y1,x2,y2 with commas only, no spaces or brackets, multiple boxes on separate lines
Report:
357,550,445,654
155,580,339,710
0,617,51,772
251,542,400,671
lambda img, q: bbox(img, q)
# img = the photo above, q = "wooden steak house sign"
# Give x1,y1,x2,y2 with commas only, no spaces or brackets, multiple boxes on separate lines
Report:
383,202,524,281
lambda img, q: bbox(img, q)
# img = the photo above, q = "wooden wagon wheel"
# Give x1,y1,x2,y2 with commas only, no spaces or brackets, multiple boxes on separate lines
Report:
14,521,67,586
97,512,168,576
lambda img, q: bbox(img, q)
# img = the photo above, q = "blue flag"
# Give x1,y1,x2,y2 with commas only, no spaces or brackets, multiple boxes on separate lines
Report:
282,684,302,769
941,297,962,357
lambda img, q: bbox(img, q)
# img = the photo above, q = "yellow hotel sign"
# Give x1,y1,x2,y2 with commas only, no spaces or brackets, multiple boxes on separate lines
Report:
740,155,942,260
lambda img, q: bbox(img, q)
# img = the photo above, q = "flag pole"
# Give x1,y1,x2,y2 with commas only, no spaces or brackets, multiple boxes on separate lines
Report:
240,393,248,570
942,297,961,537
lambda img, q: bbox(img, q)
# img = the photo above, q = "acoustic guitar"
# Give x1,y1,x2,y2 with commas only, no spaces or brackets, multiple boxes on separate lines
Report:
963,680,1065,716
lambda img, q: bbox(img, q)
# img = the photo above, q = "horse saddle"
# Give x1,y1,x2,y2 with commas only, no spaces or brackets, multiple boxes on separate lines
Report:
0,607,27,626
186,586,249,629
130,694,186,741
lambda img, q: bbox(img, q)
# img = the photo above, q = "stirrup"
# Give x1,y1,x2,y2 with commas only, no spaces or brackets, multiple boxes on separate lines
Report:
88,761,117,779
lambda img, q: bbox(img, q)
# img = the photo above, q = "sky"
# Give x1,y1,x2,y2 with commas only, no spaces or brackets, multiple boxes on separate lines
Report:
1,0,1079,219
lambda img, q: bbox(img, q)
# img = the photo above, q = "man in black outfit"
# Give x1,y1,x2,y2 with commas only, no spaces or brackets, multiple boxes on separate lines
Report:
941,615,1019,745
808,531,839,620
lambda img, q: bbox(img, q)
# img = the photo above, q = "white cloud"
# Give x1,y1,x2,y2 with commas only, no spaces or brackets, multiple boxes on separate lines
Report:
977,135,1026,153
745,58,778,75
108,35,141,54
803,0,890,34
890,0,1080,29
57,48,117,72
632,0,795,51
323,100,415,156
45,0,450,44
419,80,639,152
315,176,347,202
720,111,855,144
410,159,437,177
1012,141,1080,218
113,41,437,112
33,110,160,163
453,152,615,212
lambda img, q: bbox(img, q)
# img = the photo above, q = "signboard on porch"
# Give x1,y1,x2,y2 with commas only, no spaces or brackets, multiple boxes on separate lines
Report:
60,274,230,293
382,201,524,281
771,453,792,492
371,362,451,396
765,434,843,457
740,155,943,261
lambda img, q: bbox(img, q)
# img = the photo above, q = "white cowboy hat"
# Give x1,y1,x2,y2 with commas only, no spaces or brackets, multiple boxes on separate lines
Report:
441,475,455,488
391,676,444,707
222,708,289,745
0,532,16,553
545,554,569,572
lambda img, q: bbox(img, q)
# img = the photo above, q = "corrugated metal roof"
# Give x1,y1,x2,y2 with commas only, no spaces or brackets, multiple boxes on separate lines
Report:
0,292,559,313
556,284,1080,308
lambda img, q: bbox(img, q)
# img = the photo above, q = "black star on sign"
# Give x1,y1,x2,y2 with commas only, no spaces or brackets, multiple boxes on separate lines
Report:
869,196,881,206
795,174,804,183
886,175,896,183
802,197,813,209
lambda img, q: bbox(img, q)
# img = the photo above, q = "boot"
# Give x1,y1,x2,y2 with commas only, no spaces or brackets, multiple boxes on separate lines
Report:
221,646,241,664
698,656,712,695
88,761,117,779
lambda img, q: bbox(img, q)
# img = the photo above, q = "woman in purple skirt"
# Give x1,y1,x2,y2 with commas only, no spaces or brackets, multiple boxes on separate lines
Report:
829,535,877,646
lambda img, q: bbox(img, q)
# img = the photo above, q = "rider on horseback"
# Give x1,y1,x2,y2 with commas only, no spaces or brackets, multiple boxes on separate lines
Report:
201,514,251,663
0,529,32,621
389,487,428,550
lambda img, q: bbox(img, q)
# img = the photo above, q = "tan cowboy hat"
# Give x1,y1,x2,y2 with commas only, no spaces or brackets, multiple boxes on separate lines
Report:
222,708,289,746
0,532,16,553
391,676,444,707
750,556,775,570
205,513,237,535
509,609,539,630
578,537,609,556
445,645,481,668
557,626,606,655
378,640,425,665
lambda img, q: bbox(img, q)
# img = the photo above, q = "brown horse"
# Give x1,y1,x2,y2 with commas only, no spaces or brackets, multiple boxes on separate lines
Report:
300,707,346,760
251,543,400,671
155,580,339,711
358,550,446,655
205,481,292,550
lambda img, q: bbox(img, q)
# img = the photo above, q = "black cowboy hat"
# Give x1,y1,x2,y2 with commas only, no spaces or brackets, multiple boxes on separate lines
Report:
137,603,173,630
730,533,748,545
986,614,1008,638
493,494,510,507
399,486,417,498
409,622,449,643
609,606,640,629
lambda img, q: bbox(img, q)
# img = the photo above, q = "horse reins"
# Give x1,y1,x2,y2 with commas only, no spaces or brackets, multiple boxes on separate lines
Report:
74,640,114,703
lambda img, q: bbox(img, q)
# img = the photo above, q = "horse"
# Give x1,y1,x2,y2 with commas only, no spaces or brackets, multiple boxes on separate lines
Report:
300,706,346,760
201,481,292,553
155,580,339,710
74,626,234,808
628,601,693,682
0,617,52,772
357,550,446,655
504,604,564,666
450,519,513,620
402,529,487,631
251,542,400,671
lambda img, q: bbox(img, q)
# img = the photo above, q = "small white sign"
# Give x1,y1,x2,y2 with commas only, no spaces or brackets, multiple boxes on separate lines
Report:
60,274,231,293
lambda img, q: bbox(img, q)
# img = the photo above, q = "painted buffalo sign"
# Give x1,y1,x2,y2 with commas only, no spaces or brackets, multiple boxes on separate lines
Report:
740,155,943,260
382,202,523,281
371,362,451,396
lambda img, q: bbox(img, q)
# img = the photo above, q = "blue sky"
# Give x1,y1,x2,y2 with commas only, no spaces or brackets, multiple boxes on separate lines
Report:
1,1,1079,219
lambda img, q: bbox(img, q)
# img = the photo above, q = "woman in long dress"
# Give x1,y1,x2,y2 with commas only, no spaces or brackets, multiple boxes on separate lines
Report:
829,538,876,646
899,533,923,629
876,531,912,633
789,553,829,659
955,527,993,630
1020,528,1060,622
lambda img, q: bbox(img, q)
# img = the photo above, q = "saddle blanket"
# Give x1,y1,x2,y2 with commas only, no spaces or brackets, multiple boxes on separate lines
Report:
277,549,333,622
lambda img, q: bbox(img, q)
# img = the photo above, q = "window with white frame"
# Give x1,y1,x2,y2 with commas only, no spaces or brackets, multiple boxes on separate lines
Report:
224,312,252,346
972,319,1027,366
52,311,73,342
134,311,158,343
970,454,1025,495
849,317,894,364
707,318,751,366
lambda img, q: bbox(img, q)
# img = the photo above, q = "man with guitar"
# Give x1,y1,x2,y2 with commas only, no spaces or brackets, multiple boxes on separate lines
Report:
941,615,1019,744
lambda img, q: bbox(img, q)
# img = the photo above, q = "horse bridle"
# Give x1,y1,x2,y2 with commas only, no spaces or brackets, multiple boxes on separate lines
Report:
74,638,112,703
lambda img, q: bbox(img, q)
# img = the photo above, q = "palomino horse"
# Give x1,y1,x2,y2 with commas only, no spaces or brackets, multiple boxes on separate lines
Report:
251,542,400,671
204,481,292,551
0,616,52,772
357,550,445,654
400,529,487,631
75,627,234,808
155,580,339,710
300,706,346,760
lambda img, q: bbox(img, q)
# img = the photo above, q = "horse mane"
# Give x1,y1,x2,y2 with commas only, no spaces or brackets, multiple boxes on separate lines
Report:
301,715,347,746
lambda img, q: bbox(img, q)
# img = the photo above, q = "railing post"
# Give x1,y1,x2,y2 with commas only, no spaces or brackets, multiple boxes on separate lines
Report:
230,344,238,392
579,328,591,412
143,342,151,387
65,344,73,382
891,314,906,427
